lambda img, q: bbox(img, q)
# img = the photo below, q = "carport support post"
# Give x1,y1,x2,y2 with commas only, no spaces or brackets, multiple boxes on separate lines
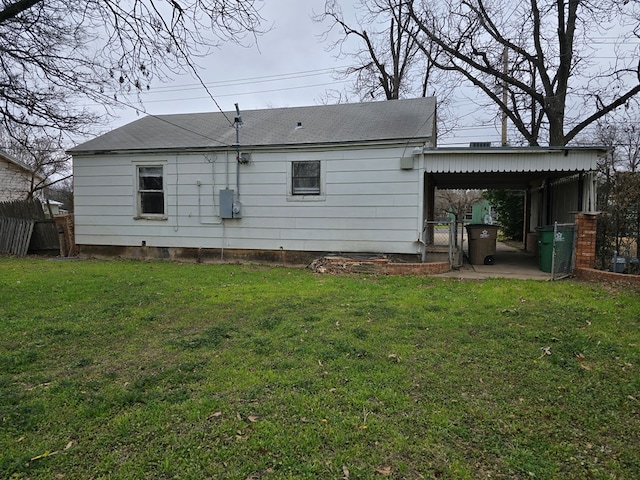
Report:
523,187,533,252
574,213,598,270
544,178,552,225
423,173,436,245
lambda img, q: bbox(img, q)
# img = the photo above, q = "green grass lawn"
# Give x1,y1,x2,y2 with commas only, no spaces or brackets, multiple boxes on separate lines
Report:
1,257,639,479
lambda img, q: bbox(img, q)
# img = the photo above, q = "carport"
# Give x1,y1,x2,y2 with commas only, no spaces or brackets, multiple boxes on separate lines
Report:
421,147,607,256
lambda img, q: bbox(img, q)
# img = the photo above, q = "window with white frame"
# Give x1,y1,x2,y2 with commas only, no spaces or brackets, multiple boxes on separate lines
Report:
137,166,165,216
292,160,321,195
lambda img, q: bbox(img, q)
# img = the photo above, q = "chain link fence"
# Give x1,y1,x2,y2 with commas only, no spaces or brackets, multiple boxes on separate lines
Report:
550,223,576,280
421,220,464,268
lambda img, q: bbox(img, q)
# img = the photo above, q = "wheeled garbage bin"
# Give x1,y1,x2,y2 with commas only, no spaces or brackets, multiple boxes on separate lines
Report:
536,225,575,273
536,226,554,273
465,224,499,265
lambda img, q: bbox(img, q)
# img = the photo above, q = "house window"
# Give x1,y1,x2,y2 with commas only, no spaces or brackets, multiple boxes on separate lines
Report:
138,166,164,215
292,161,320,195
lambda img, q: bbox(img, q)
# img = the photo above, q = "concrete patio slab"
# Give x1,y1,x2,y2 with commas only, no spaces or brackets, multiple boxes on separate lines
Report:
436,241,553,280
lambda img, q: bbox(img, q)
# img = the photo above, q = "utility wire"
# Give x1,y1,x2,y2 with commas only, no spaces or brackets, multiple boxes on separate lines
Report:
96,80,349,107
110,66,356,95
88,66,355,98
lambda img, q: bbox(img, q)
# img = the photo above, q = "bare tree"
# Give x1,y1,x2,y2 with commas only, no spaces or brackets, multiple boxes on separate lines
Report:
593,107,640,176
613,126,640,173
0,126,71,200
317,0,422,100
46,176,74,213
406,0,640,146
592,110,640,266
435,189,483,221
316,0,457,102
0,0,263,142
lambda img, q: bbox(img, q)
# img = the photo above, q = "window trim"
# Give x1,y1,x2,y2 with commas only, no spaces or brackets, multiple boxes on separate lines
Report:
134,163,168,220
287,160,326,202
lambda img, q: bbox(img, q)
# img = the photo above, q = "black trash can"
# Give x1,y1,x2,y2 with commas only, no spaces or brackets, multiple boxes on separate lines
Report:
466,224,499,265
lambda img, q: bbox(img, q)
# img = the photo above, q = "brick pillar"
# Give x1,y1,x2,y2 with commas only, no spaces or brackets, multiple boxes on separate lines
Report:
575,213,598,269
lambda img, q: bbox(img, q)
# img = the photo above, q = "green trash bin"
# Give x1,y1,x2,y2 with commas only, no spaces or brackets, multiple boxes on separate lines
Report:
536,226,554,273
536,225,575,273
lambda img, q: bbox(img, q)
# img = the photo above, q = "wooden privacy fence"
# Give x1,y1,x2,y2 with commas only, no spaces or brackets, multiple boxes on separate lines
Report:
0,199,60,256
0,217,35,256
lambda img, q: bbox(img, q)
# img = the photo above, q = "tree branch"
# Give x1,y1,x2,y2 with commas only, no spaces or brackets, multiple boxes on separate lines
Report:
0,0,42,24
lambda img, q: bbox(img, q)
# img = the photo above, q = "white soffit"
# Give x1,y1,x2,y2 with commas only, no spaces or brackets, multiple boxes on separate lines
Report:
423,148,604,174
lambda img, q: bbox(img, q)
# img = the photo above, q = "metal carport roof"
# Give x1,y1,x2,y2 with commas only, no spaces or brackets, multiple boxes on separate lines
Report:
423,147,608,189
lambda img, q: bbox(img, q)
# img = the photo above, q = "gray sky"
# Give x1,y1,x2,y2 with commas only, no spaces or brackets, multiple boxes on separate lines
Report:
82,1,640,149
112,2,357,120
103,1,516,147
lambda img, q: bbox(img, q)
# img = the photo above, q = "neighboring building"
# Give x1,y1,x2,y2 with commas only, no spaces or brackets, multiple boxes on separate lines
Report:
69,98,606,264
471,199,494,224
0,150,41,202
43,199,66,216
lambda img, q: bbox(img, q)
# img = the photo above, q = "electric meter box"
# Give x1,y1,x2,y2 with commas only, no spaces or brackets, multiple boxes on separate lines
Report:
219,189,242,219
220,189,235,219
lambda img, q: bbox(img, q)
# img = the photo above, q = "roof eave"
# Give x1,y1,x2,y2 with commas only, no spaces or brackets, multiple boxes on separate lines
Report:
0,151,34,172
423,146,611,155
69,137,433,156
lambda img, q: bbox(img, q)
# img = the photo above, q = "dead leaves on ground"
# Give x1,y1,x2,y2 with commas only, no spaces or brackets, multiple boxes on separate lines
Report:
538,347,596,371
375,465,393,475
576,353,592,370
207,411,260,440
539,346,552,358
342,465,393,478
207,411,259,423
30,441,74,462
207,410,394,478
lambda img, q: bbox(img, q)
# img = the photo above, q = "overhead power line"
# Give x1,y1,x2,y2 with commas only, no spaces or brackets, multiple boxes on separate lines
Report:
98,66,356,95
106,81,349,106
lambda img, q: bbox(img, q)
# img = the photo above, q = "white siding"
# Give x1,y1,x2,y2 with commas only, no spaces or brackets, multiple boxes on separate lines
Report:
0,159,32,202
424,149,599,173
73,145,424,254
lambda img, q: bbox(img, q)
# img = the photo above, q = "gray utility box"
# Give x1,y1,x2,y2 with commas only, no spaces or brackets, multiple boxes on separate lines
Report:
466,224,499,265
220,189,242,219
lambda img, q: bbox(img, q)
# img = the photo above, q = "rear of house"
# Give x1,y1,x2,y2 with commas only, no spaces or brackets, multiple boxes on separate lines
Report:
70,98,437,263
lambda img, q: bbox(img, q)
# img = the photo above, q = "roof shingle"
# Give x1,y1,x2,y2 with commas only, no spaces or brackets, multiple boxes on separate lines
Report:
69,97,436,153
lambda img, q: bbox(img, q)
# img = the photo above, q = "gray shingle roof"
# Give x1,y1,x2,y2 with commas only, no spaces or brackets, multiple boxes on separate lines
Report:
69,97,436,153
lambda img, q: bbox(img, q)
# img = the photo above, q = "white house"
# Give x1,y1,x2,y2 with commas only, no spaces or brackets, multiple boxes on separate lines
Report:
0,150,40,203
69,98,438,263
69,98,605,265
